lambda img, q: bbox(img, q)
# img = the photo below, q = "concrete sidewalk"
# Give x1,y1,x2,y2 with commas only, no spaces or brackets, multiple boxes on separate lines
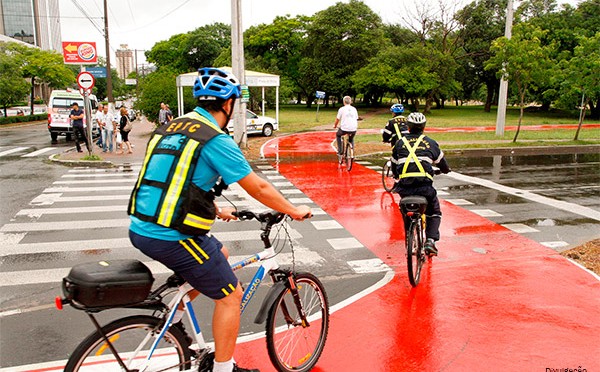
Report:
52,117,155,165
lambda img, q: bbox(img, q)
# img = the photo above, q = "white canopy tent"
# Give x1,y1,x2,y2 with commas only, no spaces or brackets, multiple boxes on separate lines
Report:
175,67,280,123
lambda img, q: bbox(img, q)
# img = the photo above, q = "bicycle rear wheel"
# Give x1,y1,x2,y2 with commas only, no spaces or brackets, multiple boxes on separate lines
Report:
65,315,192,371
266,273,329,372
406,220,424,287
382,160,395,192
345,143,354,171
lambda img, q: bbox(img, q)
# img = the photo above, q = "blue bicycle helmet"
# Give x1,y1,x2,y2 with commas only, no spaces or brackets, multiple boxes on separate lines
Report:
390,103,404,114
193,67,241,100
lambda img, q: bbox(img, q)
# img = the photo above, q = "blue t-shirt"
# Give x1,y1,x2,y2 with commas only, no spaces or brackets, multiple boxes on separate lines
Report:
129,107,252,240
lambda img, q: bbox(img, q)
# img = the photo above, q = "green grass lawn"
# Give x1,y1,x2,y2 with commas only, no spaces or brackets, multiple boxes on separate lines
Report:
271,104,600,148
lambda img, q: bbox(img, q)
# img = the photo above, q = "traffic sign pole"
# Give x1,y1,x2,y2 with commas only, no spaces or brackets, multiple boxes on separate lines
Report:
77,71,96,155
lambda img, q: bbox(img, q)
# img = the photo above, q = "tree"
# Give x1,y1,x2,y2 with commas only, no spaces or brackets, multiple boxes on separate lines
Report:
559,33,600,137
0,49,29,116
244,15,312,103
2,42,74,114
146,23,230,73
455,0,507,111
486,23,553,142
135,68,181,123
301,0,386,106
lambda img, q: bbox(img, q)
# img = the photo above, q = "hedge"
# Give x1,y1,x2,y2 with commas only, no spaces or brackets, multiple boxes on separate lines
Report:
0,113,47,125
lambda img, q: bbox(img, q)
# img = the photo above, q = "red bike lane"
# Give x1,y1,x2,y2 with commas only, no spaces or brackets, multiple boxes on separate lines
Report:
235,131,600,371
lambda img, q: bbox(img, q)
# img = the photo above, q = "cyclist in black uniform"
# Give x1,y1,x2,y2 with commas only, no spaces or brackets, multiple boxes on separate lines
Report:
382,103,408,148
392,112,451,256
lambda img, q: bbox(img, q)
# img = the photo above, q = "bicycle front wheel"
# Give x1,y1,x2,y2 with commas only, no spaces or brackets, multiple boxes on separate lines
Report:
266,273,329,372
382,160,395,192
345,143,354,171
406,220,424,287
65,315,192,372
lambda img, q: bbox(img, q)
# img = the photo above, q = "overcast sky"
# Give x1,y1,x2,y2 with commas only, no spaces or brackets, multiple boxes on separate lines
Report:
58,0,581,67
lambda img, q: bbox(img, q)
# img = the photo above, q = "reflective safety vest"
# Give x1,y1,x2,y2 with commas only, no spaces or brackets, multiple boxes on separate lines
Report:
398,134,433,181
128,109,223,236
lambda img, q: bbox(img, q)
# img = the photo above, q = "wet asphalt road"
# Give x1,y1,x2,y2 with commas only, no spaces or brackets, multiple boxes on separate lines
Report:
0,123,599,369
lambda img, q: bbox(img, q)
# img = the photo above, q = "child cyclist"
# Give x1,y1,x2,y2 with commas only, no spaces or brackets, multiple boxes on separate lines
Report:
392,112,451,256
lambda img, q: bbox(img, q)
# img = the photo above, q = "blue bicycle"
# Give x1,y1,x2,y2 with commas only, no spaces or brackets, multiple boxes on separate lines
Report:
57,210,330,372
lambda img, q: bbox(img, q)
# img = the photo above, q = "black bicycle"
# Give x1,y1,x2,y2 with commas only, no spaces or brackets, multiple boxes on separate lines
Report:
400,196,429,287
382,157,396,192
338,133,354,171
56,210,329,372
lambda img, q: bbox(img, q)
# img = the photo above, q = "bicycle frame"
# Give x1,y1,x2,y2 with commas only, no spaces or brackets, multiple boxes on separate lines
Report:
136,243,290,370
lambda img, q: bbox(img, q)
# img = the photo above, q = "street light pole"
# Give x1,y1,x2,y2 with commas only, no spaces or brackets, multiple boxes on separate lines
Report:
103,0,114,107
495,0,514,136
231,0,247,149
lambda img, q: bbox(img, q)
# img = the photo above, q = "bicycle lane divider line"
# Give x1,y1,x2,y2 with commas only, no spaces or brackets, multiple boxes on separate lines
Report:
234,131,600,371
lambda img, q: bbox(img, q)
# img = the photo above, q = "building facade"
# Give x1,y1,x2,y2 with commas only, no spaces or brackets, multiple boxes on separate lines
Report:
115,44,134,79
0,0,61,52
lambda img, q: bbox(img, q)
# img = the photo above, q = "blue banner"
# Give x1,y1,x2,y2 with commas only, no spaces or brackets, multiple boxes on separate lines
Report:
86,67,107,78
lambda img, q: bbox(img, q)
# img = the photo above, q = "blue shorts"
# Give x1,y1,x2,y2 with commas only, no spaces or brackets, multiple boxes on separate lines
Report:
129,230,238,300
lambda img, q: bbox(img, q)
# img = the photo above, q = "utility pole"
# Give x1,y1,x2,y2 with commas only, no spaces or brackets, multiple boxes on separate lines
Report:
495,0,514,136
103,0,114,107
231,0,247,149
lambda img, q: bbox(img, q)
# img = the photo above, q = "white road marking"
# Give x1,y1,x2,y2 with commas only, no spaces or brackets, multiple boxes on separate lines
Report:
43,185,133,193
327,237,364,250
501,223,540,233
21,148,56,157
16,205,126,217
446,171,600,222
470,209,503,217
53,178,136,184
445,199,474,206
347,258,391,274
0,147,29,157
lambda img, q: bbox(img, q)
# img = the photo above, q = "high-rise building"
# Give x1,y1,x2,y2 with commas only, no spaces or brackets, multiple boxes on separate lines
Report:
0,0,61,52
116,44,134,79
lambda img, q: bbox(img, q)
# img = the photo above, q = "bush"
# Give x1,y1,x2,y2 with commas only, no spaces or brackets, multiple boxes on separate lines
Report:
0,113,47,125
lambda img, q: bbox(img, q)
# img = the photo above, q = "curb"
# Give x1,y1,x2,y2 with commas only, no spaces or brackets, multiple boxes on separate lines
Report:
48,152,115,168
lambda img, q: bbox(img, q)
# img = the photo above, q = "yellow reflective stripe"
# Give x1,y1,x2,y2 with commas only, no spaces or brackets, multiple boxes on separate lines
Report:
157,139,200,226
179,240,204,264
130,134,163,215
393,122,402,138
183,214,214,231
186,238,210,260
187,111,224,133
400,135,433,180
221,283,236,297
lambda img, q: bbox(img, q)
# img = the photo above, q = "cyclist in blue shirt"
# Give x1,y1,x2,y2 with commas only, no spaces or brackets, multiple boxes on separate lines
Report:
128,67,311,372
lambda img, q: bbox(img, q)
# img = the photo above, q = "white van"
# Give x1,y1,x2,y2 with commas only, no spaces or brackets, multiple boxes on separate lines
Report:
47,89,98,143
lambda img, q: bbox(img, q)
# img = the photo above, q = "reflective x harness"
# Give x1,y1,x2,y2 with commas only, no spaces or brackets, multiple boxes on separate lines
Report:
399,134,433,181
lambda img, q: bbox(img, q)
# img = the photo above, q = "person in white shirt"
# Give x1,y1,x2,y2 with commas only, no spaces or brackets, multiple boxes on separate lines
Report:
333,95,359,159
101,105,115,152
95,104,104,148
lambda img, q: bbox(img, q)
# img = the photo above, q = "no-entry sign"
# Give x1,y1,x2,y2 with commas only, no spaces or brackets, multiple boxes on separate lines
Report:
77,71,95,91
62,42,98,64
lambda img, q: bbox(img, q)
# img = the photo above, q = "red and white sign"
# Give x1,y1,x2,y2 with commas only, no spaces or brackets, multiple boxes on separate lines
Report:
62,42,98,64
77,71,95,93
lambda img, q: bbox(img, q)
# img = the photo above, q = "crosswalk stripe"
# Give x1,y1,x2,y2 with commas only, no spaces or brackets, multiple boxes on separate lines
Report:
0,147,29,157
0,237,132,256
44,186,133,193
0,246,321,287
67,166,141,173
0,218,130,232
0,228,302,255
53,178,136,184
16,205,126,217
21,148,56,157
61,173,140,178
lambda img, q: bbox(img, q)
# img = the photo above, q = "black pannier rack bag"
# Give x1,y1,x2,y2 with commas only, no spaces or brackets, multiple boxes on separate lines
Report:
62,259,154,308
